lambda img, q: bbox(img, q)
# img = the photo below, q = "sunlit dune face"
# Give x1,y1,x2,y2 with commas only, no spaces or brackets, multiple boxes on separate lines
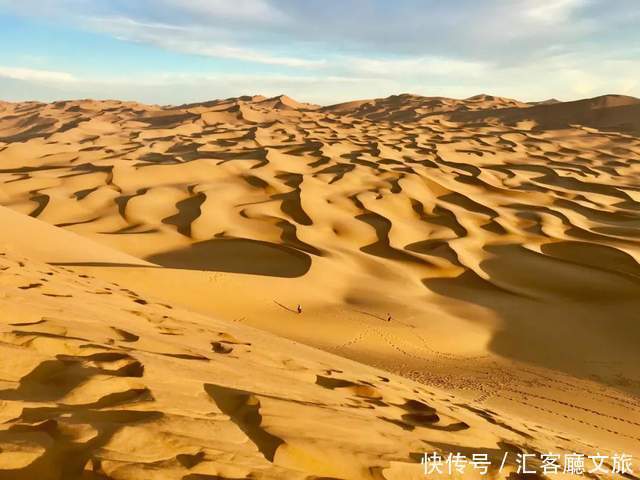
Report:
1,94,640,477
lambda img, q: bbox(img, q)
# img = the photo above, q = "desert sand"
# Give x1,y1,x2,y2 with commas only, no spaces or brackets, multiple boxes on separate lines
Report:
0,93,639,479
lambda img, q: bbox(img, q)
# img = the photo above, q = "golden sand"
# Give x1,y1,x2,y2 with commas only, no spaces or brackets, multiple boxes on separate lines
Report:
0,93,639,478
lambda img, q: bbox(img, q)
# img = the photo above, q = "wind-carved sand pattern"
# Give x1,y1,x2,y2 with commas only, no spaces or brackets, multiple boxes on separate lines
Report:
1,93,640,477
0,248,620,480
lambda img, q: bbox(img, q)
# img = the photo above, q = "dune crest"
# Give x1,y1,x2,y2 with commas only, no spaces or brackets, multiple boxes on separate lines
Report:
1,244,637,479
1,93,640,476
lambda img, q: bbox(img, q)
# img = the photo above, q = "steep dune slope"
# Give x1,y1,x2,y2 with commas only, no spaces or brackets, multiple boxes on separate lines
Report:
322,93,528,121
0,205,151,266
449,94,640,134
3,243,628,480
1,93,640,467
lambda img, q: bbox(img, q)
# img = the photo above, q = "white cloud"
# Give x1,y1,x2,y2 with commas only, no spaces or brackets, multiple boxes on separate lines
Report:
524,0,588,24
344,56,488,78
157,0,286,23
2,64,639,106
152,38,326,68
0,68,393,105
1,0,638,103
0,66,77,83
3,50,639,106
83,15,324,68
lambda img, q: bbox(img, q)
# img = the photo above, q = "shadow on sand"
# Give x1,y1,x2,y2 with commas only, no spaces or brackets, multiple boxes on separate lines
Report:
147,237,311,278
423,243,640,391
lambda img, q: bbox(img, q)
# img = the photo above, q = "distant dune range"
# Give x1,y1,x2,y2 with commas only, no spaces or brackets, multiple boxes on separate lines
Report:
1,93,640,478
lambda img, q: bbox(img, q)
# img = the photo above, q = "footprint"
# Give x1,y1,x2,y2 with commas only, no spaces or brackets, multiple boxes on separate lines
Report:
315,375,382,399
176,451,205,469
211,342,233,354
111,327,140,343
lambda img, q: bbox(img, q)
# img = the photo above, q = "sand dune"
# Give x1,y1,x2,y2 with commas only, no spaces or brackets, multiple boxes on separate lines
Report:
322,93,529,121
1,93,640,478
0,205,151,266
3,244,632,480
449,95,640,135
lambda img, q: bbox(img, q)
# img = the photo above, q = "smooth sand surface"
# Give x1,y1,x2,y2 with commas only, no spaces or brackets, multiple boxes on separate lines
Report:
0,205,151,266
1,93,640,478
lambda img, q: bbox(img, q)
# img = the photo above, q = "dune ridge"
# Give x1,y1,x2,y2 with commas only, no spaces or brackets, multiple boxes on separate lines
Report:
1,92,640,477
3,243,634,479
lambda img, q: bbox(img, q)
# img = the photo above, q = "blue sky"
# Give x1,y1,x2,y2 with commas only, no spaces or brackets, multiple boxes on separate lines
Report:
1,0,639,105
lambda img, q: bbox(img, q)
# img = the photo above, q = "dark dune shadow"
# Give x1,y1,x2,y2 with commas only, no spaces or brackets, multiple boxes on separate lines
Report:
351,195,428,265
273,172,313,226
146,238,311,277
55,216,100,228
276,219,323,256
0,165,67,174
162,192,206,237
204,383,284,462
356,211,429,265
559,192,637,217
439,192,498,218
29,192,49,218
423,244,640,390
115,188,148,220
448,94,640,136
73,187,98,200
0,117,57,142
137,111,198,127
50,262,158,268
410,199,468,238
405,239,460,265
541,241,640,279
315,162,356,184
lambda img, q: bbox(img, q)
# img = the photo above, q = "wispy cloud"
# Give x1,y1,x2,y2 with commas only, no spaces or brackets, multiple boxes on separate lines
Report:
0,69,389,104
524,0,588,24
83,15,324,68
343,56,488,78
156,0,286,23
0,66,77,83
0,0,639,103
